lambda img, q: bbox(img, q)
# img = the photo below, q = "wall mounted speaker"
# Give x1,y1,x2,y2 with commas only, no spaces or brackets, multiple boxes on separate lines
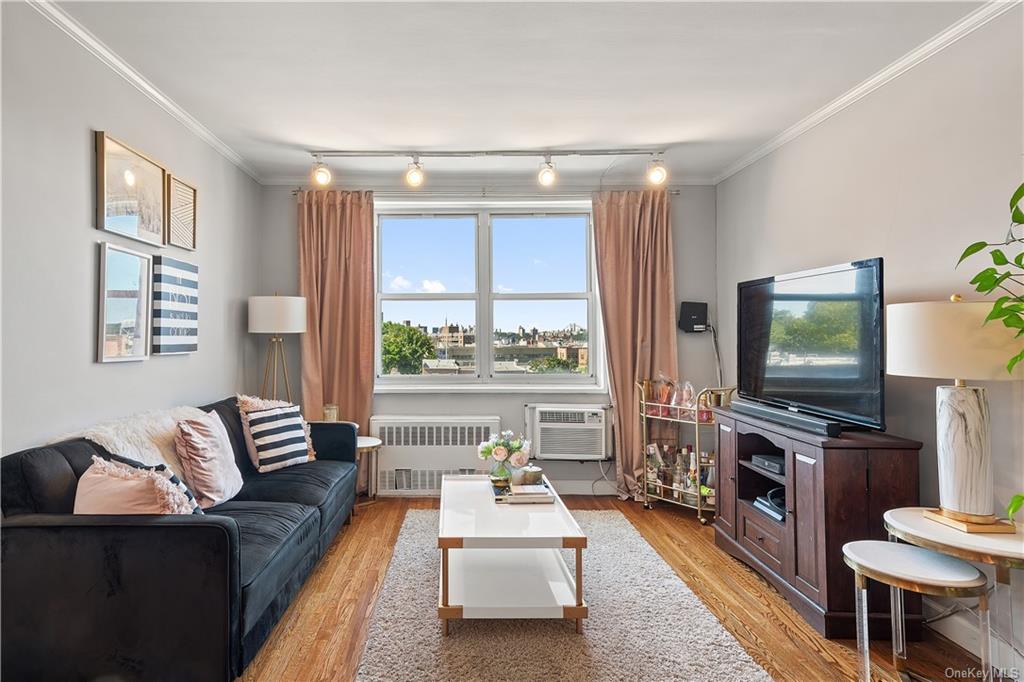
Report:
678,301,708,333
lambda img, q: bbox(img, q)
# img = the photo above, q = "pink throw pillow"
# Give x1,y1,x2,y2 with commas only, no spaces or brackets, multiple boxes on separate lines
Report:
74,456,198,515
174,411,244,508
236,394,316,468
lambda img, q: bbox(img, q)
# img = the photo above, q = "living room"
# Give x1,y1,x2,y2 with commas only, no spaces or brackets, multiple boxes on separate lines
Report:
2,1,1022,681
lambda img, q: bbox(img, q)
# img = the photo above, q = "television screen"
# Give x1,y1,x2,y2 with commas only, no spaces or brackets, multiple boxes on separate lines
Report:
737,258,884,430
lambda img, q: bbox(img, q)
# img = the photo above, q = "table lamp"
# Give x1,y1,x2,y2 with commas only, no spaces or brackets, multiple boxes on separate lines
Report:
887,299,1021,532
249,295,306,402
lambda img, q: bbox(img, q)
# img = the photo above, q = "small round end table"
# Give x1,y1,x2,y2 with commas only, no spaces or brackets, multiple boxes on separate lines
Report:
356,436,382,508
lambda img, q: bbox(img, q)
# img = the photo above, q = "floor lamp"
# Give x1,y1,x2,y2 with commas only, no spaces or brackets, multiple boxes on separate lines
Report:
249,296,306,403
887,300,1020,532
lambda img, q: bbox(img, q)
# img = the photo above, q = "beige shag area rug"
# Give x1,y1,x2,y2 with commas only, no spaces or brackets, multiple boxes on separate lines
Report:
356,510,770,682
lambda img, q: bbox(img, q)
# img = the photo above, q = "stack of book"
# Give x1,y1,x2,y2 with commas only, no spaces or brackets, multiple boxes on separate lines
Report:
493,483,555,504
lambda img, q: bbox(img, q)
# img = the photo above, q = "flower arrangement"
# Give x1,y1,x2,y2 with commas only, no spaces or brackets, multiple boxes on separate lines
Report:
479,430,531,480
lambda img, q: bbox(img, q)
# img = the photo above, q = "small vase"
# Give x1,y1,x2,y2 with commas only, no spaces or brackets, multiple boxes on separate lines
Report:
490,460,511,488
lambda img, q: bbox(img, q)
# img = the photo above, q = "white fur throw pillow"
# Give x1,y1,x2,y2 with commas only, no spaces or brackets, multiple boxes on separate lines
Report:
58,406,206,479
74,456,203,515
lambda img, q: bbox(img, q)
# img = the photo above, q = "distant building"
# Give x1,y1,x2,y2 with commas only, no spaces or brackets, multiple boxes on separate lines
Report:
421,359,460,375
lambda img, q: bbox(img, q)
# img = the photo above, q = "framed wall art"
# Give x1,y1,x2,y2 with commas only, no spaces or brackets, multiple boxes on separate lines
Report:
98,242,152,363
152,255,199,354
166,175,197,250
95,131,166,247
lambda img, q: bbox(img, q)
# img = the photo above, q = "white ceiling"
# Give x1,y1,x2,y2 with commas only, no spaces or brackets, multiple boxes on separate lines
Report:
61,1,979,186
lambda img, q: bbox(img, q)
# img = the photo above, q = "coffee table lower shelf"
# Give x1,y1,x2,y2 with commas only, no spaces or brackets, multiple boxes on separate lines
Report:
438,547,587,636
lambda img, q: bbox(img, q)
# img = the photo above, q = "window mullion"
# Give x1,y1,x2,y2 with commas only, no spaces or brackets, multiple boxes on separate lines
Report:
478,210,492,381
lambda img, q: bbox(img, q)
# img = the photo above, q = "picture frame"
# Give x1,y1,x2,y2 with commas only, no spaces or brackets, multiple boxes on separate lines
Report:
95,131,167,247
152,255,199,355
98,242,152,363
166,175,197,250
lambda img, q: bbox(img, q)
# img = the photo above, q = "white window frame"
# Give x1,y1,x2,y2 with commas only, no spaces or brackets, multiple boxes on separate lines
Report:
373,199,606,392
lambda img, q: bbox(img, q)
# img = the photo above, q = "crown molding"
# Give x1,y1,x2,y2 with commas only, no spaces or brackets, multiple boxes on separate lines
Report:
712,0,1021,185
27,0,262,183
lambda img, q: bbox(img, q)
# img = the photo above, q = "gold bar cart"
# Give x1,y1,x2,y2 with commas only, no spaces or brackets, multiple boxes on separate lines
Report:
636,381,736,524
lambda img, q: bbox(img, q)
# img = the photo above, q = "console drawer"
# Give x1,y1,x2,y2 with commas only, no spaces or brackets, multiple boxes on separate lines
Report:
738,500,784,573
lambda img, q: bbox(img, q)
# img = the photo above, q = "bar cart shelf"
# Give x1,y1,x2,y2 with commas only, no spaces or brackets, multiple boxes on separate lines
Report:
637,382,735,524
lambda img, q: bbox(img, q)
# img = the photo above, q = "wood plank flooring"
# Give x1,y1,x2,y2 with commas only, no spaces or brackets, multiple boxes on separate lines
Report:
241,496,980,682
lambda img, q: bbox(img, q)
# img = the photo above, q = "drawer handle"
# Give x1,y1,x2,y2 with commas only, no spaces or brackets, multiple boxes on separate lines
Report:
756,535,765,542
729,475,735,481
786,509,794,515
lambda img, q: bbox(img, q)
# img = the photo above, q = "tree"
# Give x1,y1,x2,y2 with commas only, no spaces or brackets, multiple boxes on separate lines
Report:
528,355,576,373
770,301,859,355
381,322,436,374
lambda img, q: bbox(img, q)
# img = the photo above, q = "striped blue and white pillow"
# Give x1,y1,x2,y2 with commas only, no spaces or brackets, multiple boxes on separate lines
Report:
244,405,310,473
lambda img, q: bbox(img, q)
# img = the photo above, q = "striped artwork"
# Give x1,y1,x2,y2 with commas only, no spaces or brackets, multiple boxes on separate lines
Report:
152,255,199,354
244,405,310,473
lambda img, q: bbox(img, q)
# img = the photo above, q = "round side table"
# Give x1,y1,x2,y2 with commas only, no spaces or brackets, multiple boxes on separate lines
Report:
884,507,1023,675
356,436,382,507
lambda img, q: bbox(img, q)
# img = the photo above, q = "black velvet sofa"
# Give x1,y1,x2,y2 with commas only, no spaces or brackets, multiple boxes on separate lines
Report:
1,397,358,681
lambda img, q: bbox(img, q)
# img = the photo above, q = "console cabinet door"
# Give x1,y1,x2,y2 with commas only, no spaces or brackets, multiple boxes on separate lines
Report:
715,416,737,539
785,441,823,605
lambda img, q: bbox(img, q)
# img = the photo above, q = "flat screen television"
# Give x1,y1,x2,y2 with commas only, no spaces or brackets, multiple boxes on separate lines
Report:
737,258,885,431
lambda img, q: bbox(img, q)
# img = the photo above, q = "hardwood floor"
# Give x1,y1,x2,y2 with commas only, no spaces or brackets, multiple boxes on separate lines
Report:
241,496,979,682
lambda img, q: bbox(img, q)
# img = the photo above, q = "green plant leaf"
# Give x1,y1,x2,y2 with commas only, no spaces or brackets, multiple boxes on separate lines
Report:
991,249,1010,266
1008,349,1024,375
1015,252,1024,268
970,267,998,284
958,241,989,265
1011,182,1024,224
1001,312,1024,329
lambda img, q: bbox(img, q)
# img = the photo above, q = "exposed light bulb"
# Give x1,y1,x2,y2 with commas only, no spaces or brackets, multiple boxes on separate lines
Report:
405,158,425,187
537,157,557,187
311,159,332,187
646,159,668,185
123,169,136,187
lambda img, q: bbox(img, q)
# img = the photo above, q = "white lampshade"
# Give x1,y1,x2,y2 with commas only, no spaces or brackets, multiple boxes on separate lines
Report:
886,301,1021,381
248,296,306,334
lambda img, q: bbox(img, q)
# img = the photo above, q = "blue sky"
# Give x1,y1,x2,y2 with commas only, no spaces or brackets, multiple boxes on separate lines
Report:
380,214,589,331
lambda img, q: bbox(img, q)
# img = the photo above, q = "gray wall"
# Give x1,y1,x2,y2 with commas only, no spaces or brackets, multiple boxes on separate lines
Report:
1,5,261,452
716,8,1023,660
254,185,719,493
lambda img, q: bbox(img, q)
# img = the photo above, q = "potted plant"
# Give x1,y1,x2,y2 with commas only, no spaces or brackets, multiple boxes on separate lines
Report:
478,431,531,487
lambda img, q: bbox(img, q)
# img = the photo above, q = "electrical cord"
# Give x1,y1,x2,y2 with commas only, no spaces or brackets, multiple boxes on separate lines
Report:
709,323,724,387
592,458,615,495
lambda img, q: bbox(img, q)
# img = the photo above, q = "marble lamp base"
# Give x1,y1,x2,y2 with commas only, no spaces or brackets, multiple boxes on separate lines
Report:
936,384,995,523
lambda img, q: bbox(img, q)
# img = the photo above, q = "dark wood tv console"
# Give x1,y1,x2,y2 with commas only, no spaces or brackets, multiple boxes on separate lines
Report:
712,406,923,639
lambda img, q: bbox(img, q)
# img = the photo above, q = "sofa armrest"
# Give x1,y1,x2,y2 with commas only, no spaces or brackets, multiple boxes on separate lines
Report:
309,421,358,463
1,513,241,681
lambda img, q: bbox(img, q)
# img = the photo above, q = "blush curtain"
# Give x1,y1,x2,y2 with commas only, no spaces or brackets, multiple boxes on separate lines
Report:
592,190,679,500
298,190,375,490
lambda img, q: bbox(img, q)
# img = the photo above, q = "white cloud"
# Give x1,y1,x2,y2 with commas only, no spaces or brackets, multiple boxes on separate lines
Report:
496,284,515,293
419,279,447,293
388,275,412,291
532,258,547,267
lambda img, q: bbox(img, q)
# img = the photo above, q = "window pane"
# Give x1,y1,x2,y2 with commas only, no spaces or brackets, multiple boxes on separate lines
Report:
381,300,476,376
380,216,476,293
493,300,588,375
491,215,587,293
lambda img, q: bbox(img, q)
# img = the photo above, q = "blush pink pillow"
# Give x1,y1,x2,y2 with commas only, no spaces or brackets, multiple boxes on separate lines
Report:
174,411,244,508
74,456,197,515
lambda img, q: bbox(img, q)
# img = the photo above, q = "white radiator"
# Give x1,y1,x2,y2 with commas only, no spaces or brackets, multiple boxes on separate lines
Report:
527,404,611,461
370,415,501,496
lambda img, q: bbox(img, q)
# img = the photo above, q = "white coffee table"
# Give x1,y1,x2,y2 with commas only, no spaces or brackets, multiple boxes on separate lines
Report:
437,474,588,636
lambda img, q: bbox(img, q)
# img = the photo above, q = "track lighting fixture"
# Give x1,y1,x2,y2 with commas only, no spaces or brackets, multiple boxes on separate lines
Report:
405,156,425,187
537,155,557,187
311,155,332,187
646,158,668,186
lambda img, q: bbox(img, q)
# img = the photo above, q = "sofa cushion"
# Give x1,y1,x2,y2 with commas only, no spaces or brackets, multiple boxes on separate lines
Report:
1,439,110,516
231,460,357,541
206,500,318,633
